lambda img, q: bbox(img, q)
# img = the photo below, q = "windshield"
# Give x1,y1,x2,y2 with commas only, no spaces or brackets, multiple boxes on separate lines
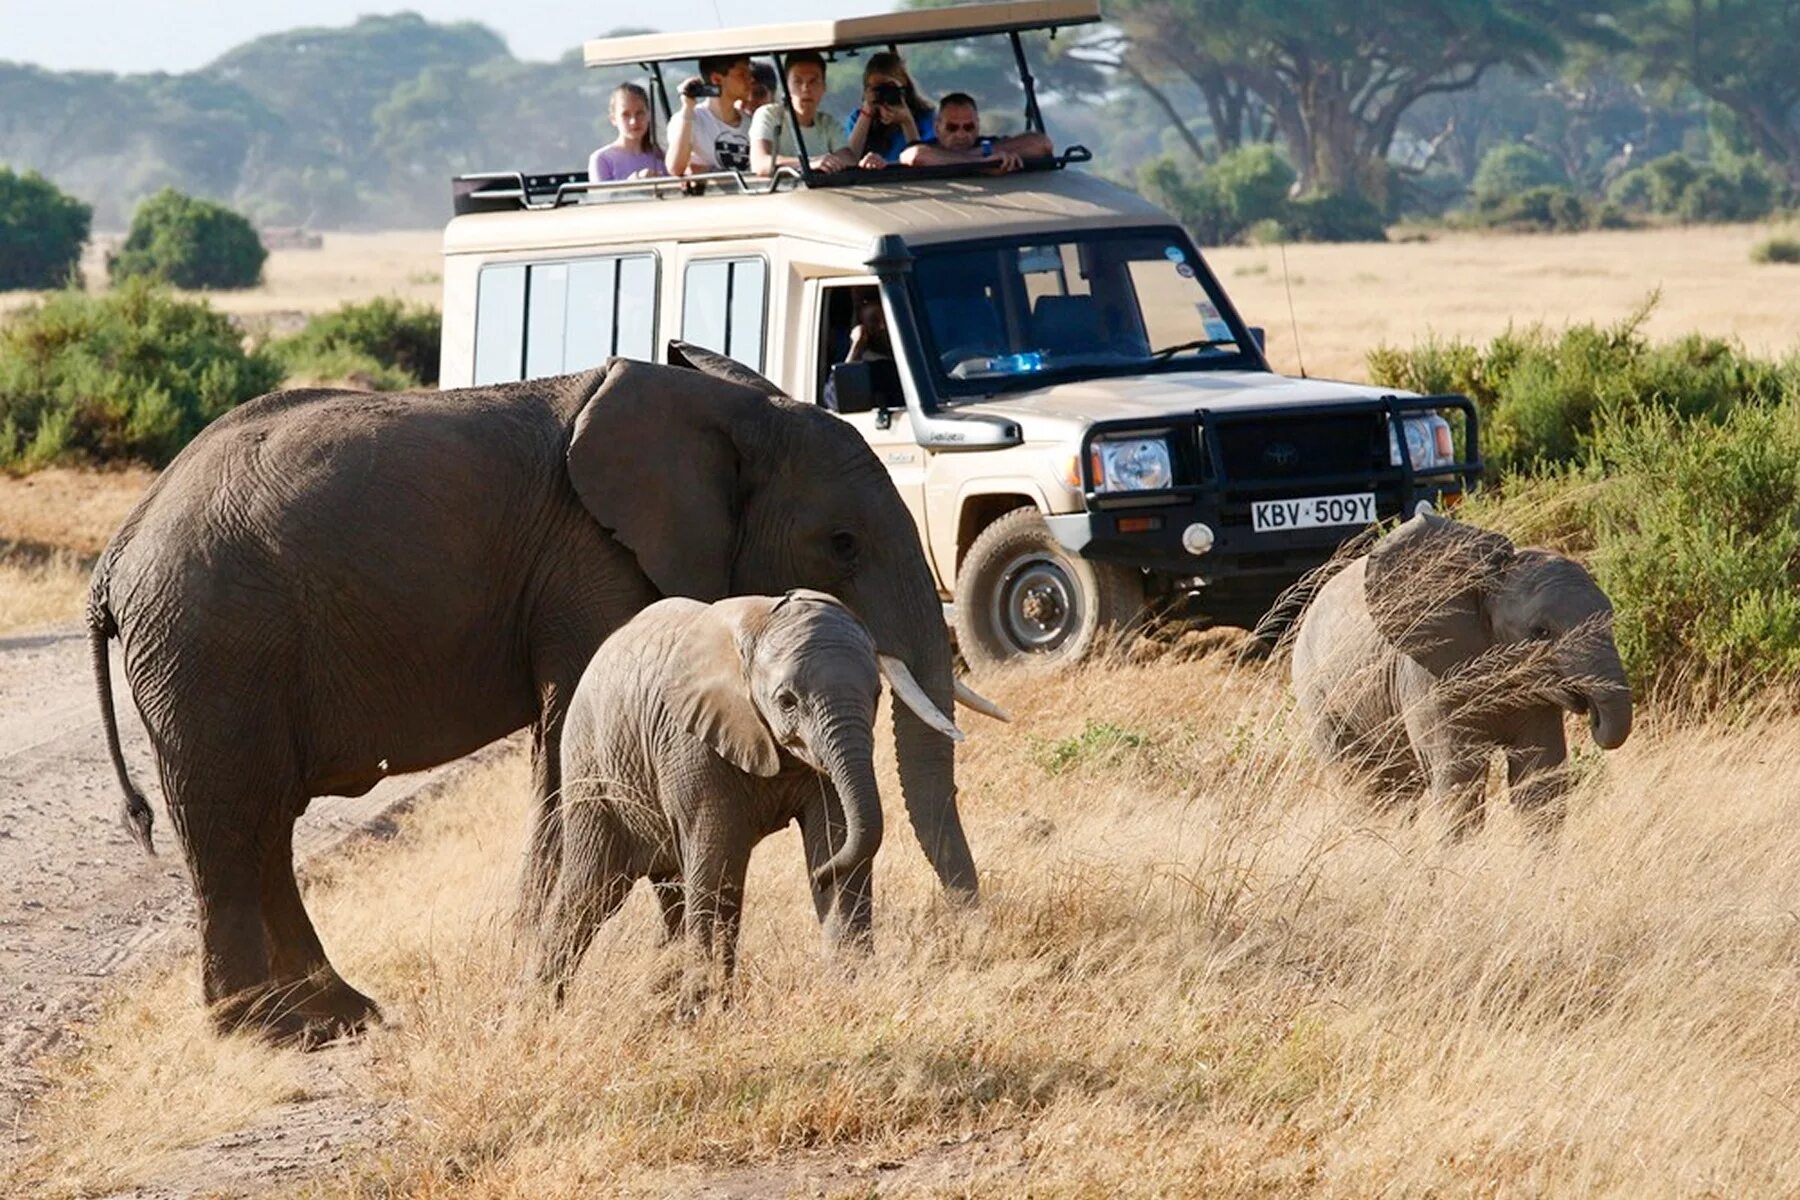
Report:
910,229,1252,397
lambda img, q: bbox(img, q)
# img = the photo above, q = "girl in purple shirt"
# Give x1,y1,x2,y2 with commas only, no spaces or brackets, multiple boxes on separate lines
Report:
589,83,668,183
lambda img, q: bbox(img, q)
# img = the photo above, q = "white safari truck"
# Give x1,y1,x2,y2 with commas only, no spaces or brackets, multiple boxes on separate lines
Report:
439,0,1482,669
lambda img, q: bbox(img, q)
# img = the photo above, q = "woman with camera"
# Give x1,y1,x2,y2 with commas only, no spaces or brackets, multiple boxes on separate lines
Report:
845,52,935,164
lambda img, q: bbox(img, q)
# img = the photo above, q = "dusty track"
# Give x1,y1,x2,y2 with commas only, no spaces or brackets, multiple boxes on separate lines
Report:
0,622,487,1139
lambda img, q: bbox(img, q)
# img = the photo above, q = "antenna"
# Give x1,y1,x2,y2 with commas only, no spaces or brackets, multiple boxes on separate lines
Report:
1279,240,1307,379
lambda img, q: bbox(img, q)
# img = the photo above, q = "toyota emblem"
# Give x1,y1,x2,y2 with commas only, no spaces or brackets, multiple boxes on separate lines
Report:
1263,441,1299,469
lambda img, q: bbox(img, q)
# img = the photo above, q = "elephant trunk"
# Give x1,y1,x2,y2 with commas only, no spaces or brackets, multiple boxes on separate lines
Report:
813,724,885,887
1587,688,1633,750
891,656,978,901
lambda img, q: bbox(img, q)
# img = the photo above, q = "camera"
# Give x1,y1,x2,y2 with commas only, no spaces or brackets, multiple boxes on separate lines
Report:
680,77,721,100
871,82,904,107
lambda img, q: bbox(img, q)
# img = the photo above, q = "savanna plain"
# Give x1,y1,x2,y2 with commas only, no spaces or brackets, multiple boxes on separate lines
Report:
3,221,1799,1197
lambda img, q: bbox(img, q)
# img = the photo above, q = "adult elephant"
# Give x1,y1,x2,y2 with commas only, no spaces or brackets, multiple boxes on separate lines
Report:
1291,513,1632,830
89,344,985,1044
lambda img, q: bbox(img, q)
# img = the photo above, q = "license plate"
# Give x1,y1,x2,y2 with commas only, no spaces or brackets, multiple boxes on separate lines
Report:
1251,492,1376,533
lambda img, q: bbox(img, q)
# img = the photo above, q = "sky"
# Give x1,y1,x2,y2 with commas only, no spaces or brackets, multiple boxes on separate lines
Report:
0,1,893,73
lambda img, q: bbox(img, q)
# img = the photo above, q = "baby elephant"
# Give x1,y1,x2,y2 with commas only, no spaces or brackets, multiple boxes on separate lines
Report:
1292,513,1632,830
532,590,962,1005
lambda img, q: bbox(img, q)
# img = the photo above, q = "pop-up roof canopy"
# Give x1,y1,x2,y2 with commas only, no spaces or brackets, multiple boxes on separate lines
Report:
582,0,1100,69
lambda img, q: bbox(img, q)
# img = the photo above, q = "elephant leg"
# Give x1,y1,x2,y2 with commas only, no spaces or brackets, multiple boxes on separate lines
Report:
533,798,634,1003
1506,707,1572,832
799,787,874,954
677,832,750,1017
514,716,566,935
260,817,380,1042
649,871,686,944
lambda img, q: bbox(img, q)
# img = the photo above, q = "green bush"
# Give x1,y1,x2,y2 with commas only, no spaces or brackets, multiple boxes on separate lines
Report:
1139,147,1296,246
0,281,282,470
1607,153,1779,223
1366,300,1800,475
1467,398,1800,699
1279,190,1388,243
1471,143,1566,209
271,298,441,388
1471,185,1591,233
1752,235,1800,264
0,168,91,291
109,188,268,290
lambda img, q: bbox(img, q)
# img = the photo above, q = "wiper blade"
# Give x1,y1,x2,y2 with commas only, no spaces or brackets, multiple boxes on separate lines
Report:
1150,337,1237,361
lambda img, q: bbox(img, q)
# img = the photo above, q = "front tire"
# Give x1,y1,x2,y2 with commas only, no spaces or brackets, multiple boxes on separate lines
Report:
953,508,1144,672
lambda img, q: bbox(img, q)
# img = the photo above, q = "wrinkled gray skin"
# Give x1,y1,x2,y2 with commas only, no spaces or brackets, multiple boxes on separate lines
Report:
88,343,975,1045
1292,514,1632,829
533,592,888,1009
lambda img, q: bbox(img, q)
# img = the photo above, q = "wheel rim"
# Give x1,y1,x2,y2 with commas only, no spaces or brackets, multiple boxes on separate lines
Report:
990,550,1083,655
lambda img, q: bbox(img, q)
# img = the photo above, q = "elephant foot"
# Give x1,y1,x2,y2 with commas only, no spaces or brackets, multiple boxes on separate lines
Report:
211,973,383,1049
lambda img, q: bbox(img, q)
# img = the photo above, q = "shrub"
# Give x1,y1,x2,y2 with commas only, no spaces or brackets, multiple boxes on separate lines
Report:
0,281,282,470
271,298,441,388
1469,398,1800,699
1472,143,1566,209
1607,153,1779,223
1752,235,1800,264
1367,299,1800,475
1472,185,1590,233
0,168,91,291
1279,190,1388,243
1139,147,1297,246
109,188,268,290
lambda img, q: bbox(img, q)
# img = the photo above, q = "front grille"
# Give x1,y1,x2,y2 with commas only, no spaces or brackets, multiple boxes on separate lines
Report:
1210,412,1386,482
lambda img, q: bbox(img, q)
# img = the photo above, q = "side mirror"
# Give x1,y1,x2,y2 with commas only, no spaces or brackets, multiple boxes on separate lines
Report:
827,361,876,415
1248,326,1267,352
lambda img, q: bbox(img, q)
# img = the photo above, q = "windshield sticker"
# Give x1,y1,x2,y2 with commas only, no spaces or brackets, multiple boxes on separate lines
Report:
1175,262,1196,279
1163,245,1185,263
1195,301,1220,320
1205,318,1233,340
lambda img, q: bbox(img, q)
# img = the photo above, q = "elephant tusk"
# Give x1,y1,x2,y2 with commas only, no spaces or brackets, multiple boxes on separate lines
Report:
878,654,965,743
954,677,1012,723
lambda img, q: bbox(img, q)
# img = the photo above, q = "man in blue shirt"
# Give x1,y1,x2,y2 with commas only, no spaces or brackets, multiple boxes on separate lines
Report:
899,92,1051,173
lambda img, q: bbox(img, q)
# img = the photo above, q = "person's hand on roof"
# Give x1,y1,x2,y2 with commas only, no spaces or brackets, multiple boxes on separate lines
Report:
858,152,887,170
989,149,1024,173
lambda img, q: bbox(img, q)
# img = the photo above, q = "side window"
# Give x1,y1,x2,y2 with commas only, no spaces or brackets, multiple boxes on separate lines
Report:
474,253,658,385
682,257,767,371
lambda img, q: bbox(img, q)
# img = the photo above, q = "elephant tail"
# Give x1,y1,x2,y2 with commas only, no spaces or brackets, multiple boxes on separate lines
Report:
88,600,154,857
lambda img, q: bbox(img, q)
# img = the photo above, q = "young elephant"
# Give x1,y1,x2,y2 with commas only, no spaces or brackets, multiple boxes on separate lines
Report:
1291,513,1632,829
533,590,963,1004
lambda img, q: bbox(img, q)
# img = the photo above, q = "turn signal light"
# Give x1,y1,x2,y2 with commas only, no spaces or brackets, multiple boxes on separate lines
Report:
1117,516,1163,534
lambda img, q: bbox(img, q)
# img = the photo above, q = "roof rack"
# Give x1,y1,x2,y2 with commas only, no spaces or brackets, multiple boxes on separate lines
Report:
450,148,1093,216
451,166,805,215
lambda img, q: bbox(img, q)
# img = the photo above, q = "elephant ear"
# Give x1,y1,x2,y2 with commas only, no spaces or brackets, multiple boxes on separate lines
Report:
666,339,787,398
567,359,778,600
668,596,783,778
1364,513,1516,677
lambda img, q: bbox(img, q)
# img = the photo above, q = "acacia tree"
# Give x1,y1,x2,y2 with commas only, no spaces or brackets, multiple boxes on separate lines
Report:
1615,0,1799,185
1101,0,1617,198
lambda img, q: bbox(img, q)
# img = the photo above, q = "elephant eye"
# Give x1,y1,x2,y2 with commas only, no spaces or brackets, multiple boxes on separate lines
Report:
777,689,800,712
829,529,860,565
1530,625,1553,641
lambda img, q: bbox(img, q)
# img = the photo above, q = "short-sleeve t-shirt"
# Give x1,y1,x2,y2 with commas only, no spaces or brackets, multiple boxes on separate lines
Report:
588,144,667,183
748,105,848,161
668,103,752,172
846,108,935,163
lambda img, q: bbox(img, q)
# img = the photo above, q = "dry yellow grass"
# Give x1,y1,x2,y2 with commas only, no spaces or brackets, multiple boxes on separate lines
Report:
0,467,153,635
1198,220,1800,379
10,647,1800,1197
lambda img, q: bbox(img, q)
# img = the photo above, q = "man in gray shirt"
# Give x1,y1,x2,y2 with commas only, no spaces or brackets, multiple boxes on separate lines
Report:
751,51,886,177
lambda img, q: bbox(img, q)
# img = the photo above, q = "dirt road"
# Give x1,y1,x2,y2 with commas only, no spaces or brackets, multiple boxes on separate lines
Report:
0,623,480,1136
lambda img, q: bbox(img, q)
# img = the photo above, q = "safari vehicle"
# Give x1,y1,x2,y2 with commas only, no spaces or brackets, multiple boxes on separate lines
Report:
438,0,1482,669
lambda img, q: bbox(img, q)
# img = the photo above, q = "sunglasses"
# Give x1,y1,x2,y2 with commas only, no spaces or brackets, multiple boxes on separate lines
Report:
939,121,979,133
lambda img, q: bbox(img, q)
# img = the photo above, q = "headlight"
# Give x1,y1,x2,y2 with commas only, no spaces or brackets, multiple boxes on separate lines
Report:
1389,414,1455,469
1091,437,1174,492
